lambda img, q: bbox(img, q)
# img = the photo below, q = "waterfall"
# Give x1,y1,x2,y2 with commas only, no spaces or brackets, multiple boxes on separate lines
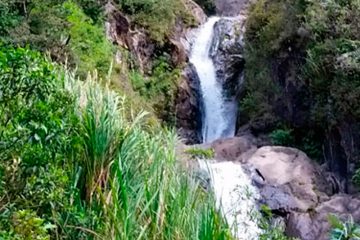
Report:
190,17,237,143
191,18,261,239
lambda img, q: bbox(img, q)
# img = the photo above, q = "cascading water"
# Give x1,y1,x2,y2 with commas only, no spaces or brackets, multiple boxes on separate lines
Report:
190,17,237,143
191,18,261,239
198,161,261,239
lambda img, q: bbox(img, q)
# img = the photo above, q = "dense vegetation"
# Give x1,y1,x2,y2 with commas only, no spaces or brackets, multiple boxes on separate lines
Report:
0,46,234,239
118,0,196,44
0,0,114,78
1,0,358,239
0,0,194,125
242,0,360,161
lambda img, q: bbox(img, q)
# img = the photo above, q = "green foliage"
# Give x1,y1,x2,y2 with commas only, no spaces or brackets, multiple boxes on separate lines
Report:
0,1,21,36
118,0,195,44
0,46,92,239
64,1,114,78
129,56,181,124
185,147,215,159
10,210,51,240
245,0,302,56
328,214,360,240
0,46,76,166
270,129,295,146
303,0,360,123
259,205,292,240
352,168,360,187
0,0,68,56
0,0,113,78
242,0,359,161
0,47,233,239
76,0,106,23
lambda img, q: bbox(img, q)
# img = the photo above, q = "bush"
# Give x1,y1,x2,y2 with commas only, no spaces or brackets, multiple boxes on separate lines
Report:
118,0,195,44
269,129,294,146
0,47,233,239
242,0,359,163
0,46,86,238
64,0,114,78
129,56,181,125
0,0,113,78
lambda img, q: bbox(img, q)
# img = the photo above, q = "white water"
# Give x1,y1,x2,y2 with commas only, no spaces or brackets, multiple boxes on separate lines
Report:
199,160,261,239
190,17,237,143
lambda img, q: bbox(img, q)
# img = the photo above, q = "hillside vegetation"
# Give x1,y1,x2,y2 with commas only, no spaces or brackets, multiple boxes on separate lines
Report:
0,46,234,239
242,0,360,162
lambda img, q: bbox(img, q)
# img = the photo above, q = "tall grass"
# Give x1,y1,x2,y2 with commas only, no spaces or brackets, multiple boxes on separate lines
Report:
71,75,232,239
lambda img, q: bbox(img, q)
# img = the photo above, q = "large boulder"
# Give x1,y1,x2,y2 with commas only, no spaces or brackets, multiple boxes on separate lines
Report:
244,147,330,213
286,195,360,240
241,146,360,240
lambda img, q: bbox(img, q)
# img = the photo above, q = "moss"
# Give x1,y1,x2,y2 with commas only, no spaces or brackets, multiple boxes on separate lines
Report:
185,147,215,159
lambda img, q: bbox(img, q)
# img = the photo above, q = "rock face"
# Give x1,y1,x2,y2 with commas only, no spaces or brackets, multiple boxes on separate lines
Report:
210,136,256,161
175,64,203,144
215,0,252,16
105,0,206,72
210,18,246,97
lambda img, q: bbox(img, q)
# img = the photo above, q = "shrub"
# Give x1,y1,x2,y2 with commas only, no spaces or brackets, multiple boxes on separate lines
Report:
269,129,295,146
259,205,292,240
0,46,76,166
0,1,21,36
118,0,194,44
128,56,181,125
64,0,114,78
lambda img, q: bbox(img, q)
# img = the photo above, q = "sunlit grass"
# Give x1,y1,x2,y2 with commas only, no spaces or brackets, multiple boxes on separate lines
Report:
68,74,232,239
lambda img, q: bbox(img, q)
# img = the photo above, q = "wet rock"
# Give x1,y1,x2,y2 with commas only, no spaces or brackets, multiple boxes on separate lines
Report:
210,18,246,97
175,64,203,144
